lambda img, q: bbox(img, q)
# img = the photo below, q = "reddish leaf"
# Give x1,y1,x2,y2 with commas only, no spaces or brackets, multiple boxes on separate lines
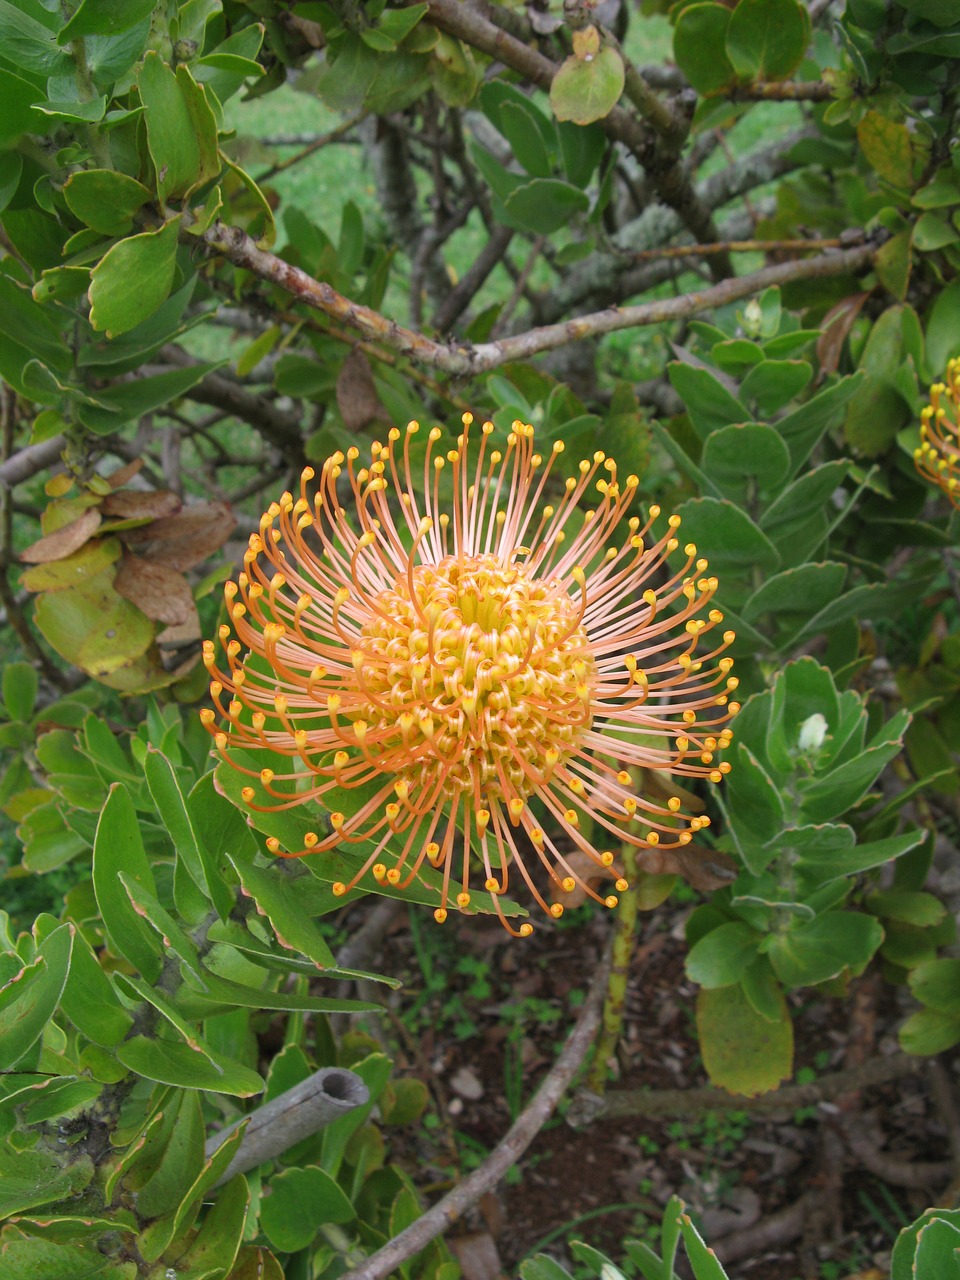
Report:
20,509,102,564
114,555,196,625
123,501,237,570
101,489,182,520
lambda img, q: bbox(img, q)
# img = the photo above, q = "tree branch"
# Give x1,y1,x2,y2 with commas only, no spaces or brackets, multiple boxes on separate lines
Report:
158,347,303,452
571,1050,925,1124
422,0,727,270
0,434,68,487
205,1067,369,1187
339,939,612,1280
201,220,876,375
543,127,816,319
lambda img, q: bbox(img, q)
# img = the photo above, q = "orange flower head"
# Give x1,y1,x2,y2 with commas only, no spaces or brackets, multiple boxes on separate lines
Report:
915,358,960,506
202,416,738,936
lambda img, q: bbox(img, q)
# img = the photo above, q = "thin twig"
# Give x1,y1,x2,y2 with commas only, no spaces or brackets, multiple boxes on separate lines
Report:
201,222,877,375
257,115,365,183
627,233,864,262
339,938,613,1280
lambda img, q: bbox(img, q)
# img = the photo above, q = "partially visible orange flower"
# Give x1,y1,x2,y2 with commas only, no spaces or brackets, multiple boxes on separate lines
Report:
202,416,738,936
915,358,960,506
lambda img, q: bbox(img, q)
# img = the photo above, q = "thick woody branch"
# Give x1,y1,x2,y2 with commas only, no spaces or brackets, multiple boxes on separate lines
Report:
205,1067,369,1187
0,434,67,487
573,1050,925,1123
422,0,726,267
729,80,833,101
202,221,875,376
339,941,612,1280
158,346,303,452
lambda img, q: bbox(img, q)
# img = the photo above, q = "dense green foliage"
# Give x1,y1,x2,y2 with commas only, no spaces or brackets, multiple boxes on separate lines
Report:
0,0,959,1274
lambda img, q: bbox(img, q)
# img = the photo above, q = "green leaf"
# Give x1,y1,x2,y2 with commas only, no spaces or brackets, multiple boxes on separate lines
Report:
700,423,790,503
3,661,37,722
739,360,813,416
676,1217,730,1279
672,497,781,576
557,119,605,189
498,100,553,178
138,53,216,202
175,1174,250,1276
63,168,151,237
925,279,960,375
521,1257,574,1280
726,0,809,83
0,0,71,75
145,749,233,918
740,957,784,1023
77,360,225,433
59,0,156,41
88,217,182,339
116,1021,263,1097
18,799,89,874
0,276,71,372
0,924,72,1069
261,1166,355,1252
550,47,625,126
58,927,133,1046
667,363,747,440
136,1122,249,1261
696,982,792,1096
794,829,925,882
223,855,337,969
0,66,43,145
759,461,851,548
867,889,945,927
892,1210,960,1280
767,911,883,987
673,3,735,95
136,1090,205,1219
899,1007,960,1055
92,783,163,981
875,230,912,300
685,922,762,989
502,178,590,234
797,711,911,821
0,1145,93,1219
776,374,863,476
857,111,913,189
742,562,847,625
909,958,960,1014
0,1233,131,1278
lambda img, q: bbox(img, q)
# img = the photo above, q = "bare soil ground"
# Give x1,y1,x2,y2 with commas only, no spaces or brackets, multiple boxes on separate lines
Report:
352,899,957,1280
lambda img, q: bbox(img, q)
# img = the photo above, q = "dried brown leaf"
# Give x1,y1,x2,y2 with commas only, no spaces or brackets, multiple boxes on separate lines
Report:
114,555,196,625
123,501,237,570
336,348,387,432
106,459,144,489
20,508,102,564
817,292,871,379
101,489,182,520
449,1233,506,1280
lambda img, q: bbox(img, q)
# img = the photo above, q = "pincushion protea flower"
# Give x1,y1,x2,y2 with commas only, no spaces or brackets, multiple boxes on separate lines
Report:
915,358,960,506
202,415,738,936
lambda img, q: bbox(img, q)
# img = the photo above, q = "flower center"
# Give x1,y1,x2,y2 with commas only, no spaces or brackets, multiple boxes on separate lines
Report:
354,552,595,802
